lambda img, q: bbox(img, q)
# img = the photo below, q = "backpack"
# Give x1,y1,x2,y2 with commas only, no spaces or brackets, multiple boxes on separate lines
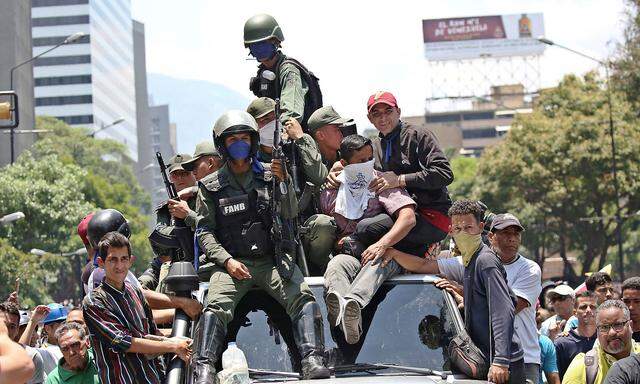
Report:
280,56,323,129
250,55,323,131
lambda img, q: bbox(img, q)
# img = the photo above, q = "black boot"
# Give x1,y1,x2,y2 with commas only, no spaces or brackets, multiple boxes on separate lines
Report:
293,301,331,379
192,311,226,384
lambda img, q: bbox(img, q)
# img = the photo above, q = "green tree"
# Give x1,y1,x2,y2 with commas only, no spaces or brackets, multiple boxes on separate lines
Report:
0,152,93,302
29,117,152,273
0,117,153,303
473,73,640,283
448,156,478,201
0,239,57,308
613,0,640,108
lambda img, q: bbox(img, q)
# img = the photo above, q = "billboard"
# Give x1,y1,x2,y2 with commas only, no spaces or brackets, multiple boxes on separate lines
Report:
423,13,545,61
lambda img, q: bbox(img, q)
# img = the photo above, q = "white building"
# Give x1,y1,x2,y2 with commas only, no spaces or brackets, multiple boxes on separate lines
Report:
32,0,138,161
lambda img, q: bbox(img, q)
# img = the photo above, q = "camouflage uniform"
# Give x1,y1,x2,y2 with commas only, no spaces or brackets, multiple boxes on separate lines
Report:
191,109,329,382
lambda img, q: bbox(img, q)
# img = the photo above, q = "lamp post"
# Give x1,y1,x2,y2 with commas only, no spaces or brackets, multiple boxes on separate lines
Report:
538,37,625,280
30,247,87,301
89,117,125,138
0,211,25,226
8,32,86,164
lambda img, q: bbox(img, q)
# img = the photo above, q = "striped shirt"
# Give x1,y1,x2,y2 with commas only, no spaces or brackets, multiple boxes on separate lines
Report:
82,280,163,384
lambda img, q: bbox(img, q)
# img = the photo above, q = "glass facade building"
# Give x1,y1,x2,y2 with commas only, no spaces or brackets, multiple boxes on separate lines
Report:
32,0,138,161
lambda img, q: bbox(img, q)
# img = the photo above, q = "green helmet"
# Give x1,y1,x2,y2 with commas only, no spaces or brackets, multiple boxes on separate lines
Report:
212,110,259,157
243,14,284,47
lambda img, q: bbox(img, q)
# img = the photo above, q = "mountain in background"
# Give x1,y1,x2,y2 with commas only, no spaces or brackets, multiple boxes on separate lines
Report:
147,73,249,153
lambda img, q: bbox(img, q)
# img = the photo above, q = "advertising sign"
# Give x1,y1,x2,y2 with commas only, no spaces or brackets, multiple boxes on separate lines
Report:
423,13,545,61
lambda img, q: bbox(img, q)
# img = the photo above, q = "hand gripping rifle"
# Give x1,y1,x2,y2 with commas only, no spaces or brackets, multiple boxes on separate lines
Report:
271,97,310,278
148,152,195,263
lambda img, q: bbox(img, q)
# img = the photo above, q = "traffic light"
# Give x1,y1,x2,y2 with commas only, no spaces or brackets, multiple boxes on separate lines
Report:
0,91,19,128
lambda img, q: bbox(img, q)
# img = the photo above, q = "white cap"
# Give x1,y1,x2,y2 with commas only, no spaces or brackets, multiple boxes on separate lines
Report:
548,284,575,299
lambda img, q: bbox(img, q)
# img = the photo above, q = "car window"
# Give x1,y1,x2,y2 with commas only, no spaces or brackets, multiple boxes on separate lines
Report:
226,281,458,373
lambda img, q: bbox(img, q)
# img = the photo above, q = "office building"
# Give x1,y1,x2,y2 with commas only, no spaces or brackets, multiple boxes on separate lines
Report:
423,84,532,156
1,0,36,166
32,0,138,160
148,104,176,207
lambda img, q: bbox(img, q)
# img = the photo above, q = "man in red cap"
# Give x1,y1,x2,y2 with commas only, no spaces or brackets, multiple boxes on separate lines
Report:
366,91,453,254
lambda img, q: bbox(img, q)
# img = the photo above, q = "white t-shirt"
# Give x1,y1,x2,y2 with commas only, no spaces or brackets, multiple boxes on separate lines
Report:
437,254,543,364
437,256,464,284
34,344,62,376
25,346,45,384
539,314,578,337
503,255,542,365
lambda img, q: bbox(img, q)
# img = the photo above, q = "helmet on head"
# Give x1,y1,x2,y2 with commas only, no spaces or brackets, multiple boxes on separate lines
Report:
243,14,284,47
212,110,259,158
87,209,130,249
43,303,68,324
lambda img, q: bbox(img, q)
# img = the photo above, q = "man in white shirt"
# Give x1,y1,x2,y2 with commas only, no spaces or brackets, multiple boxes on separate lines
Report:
539,285,576,339
436,213,542,384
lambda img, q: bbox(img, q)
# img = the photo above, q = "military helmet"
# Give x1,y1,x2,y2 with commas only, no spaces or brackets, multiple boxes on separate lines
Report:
87,208,130,249
213,110,259,158
244,14,284,47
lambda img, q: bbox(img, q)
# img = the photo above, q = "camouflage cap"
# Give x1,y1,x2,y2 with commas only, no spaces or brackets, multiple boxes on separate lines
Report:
307,105,350,134
246,97,276,119
167,153,193,173
182,141,220,171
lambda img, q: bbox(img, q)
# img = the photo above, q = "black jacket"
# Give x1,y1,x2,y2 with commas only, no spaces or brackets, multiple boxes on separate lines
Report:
464,244,523,366
372,121,453,214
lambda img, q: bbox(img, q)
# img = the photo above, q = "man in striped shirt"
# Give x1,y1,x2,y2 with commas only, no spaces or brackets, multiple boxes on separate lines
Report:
83,232,192,384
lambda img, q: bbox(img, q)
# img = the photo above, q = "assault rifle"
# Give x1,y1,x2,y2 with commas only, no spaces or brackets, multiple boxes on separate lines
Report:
147,152,195,263
271,97,310,278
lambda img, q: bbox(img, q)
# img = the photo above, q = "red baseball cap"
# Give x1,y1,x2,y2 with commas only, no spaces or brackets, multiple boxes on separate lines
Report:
367,91,398,113
77,212,94,246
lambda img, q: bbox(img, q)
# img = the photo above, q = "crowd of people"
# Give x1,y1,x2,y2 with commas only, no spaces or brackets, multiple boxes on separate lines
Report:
2,12,640,384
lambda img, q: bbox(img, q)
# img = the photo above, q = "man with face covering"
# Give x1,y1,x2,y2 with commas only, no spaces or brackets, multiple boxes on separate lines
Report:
320,134,418,345
244,14,321,128
381,200,524,384
192,110,330,382
247,97,335,275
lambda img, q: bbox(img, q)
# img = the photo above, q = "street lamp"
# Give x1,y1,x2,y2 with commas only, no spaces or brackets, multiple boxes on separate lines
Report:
30,247,86,257
8,31,86,164
538,36,625,280
89,117,125,138
142,162,156,172
30,247,87,301
0,211,25,226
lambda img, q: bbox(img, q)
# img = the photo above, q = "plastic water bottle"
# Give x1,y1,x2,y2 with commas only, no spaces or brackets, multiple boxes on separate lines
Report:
218,342,250,384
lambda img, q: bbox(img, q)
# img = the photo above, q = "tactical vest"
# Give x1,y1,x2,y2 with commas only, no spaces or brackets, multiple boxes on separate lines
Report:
201,168,274,258
252,54,323,131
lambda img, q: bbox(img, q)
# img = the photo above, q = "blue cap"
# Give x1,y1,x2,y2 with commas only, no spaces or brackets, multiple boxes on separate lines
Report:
43,303,68,324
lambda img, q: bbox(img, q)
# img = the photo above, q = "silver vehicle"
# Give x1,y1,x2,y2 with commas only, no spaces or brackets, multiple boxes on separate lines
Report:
186,274,488,383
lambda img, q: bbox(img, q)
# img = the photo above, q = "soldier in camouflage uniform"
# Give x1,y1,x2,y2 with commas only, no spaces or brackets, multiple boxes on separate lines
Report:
139,154,197,291
181,141,223,182
244,14,321,127
191,110,330,382
247,97,336,275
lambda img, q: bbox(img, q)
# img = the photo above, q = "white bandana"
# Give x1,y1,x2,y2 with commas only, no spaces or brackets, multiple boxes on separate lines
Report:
335,159,375,220
259,120,276,148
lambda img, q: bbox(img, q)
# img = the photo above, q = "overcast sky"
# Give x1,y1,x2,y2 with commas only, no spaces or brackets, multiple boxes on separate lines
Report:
132,0,628,142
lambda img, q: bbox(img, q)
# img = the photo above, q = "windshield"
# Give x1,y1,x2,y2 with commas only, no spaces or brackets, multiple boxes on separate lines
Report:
227,280,459,373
